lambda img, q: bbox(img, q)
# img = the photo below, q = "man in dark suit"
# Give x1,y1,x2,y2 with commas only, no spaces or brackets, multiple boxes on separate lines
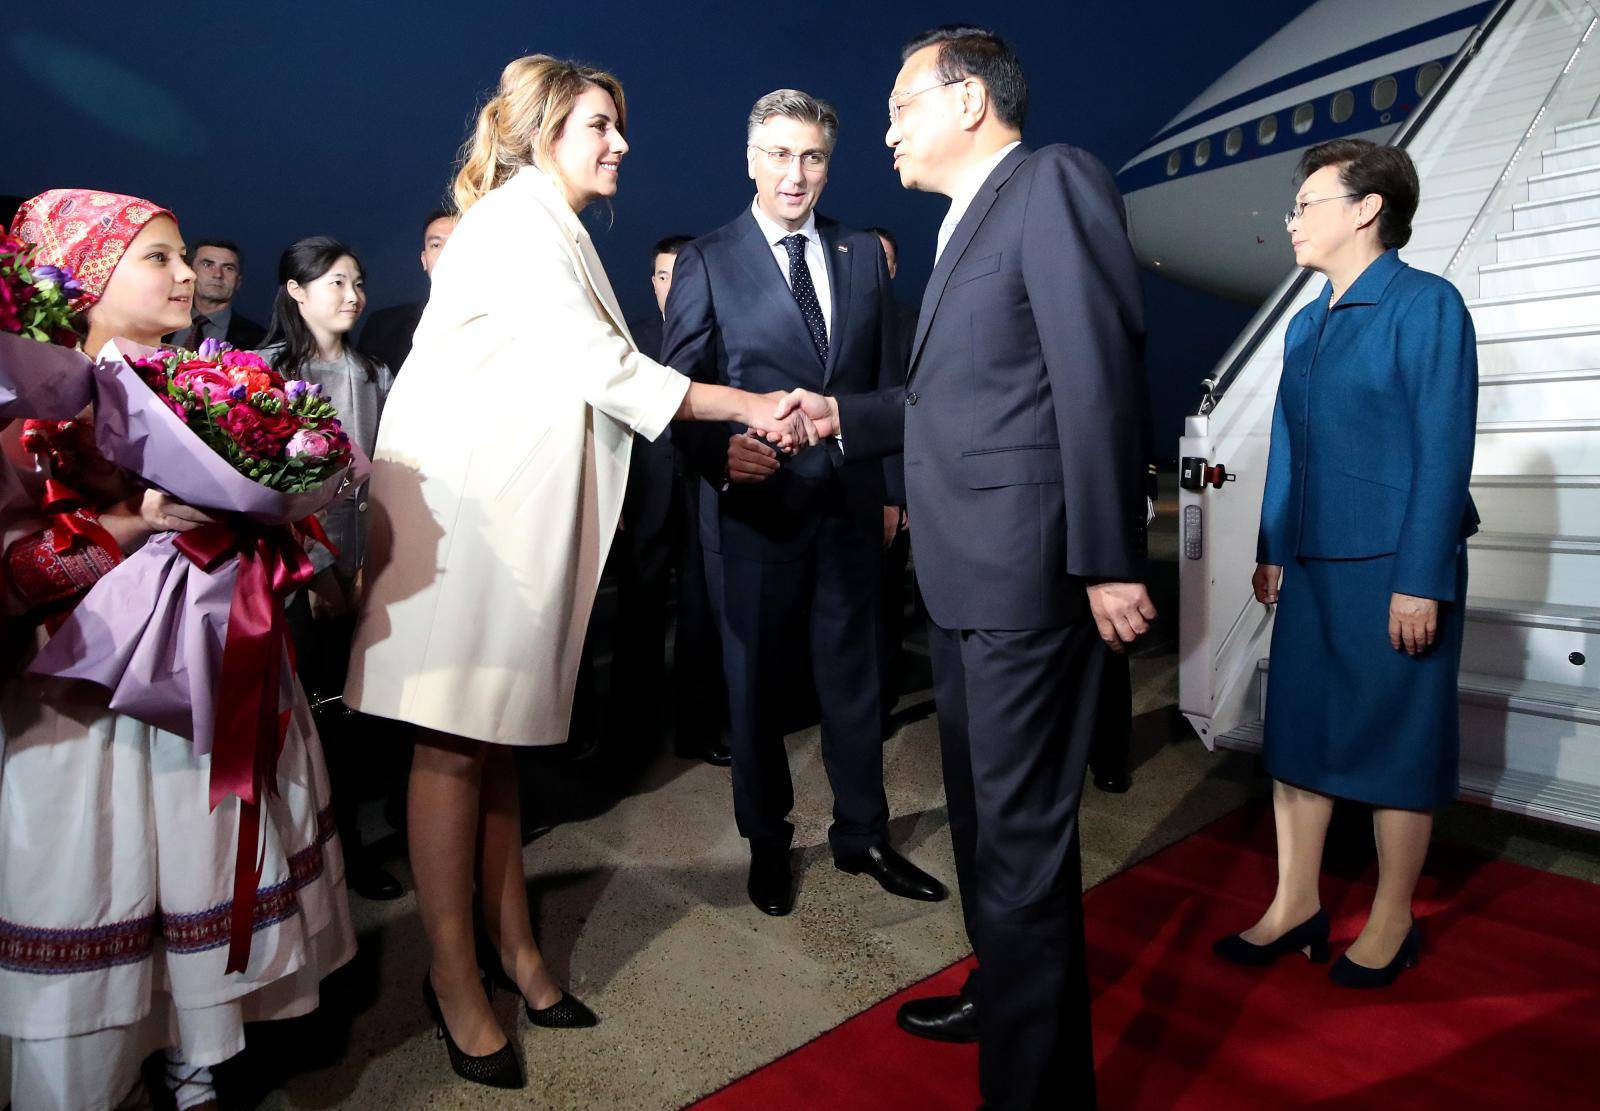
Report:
621,235,731,767
663,89,942,917
173,239,266,350
357,208,456,374
778,27,1155,1110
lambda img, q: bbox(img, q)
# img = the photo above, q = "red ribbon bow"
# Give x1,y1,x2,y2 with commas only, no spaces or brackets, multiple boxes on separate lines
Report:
173,516,329,973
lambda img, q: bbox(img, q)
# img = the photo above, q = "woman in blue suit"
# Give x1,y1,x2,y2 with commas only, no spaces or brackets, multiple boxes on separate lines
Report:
1214,139,1479,988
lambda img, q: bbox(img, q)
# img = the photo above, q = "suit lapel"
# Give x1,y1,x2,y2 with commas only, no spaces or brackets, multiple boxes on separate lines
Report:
908,144,1031,381
819,217,851,386
571,232,636,348
732,210,822,374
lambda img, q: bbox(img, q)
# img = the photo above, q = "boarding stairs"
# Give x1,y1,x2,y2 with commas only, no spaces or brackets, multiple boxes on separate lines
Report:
1178,0,1600,830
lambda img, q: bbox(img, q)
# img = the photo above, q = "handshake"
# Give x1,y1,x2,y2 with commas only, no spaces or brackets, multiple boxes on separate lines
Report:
732,388,841,481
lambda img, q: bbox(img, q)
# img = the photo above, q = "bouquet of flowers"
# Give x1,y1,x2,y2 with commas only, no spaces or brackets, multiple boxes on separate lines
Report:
28,337,368,971
128,339,354,493
0,236,94,418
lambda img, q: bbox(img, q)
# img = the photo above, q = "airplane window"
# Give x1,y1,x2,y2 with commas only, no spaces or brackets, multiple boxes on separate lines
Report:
1372,76,1398,111
1330,90,1354,124
1416,63,1444,98
1258,114,1278,145
1194,138,1212,167
1225,127,1243,156
1292,103,1315,134
1166,150,1181,176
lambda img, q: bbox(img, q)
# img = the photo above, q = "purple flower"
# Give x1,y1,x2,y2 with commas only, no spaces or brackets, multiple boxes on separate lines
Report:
308,382,324,398
62,278,82,294
285,379,309,401
228,383,248,401
33,265,64,281
197,337,223,361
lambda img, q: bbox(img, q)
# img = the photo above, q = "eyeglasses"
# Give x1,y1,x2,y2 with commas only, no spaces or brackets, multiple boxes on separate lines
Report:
1284,194,1360,228
888,78,963,125
749,144,829,171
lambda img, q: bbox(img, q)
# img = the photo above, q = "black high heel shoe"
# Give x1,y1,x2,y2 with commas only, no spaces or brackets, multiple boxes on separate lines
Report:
489,967,599,1028
422,974,524,1089
1330,922,1420,989
1212,908,1331,966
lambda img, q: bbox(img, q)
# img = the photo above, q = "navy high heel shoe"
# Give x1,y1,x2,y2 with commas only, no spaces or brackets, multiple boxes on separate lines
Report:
1212,908,1331,966
1330,922,1421,988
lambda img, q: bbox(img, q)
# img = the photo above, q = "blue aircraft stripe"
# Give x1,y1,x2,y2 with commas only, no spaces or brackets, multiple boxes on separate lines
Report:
1140,1,1493,152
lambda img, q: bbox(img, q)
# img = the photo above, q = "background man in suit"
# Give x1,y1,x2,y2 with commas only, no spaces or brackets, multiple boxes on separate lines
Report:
178,238,266,350
622,234,730,767
663,89,941,918
777,26,1156,1109
358,208,456,373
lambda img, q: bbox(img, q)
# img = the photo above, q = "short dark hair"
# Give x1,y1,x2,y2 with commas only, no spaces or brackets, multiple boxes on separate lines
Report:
864,226,898,252
651,234,693,262
902,25,1028,130
422,208,454,239
191,237,243,264
1295,139,1419,249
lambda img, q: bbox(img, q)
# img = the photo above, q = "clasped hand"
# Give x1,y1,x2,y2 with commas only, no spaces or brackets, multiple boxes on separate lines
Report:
740,389,838,455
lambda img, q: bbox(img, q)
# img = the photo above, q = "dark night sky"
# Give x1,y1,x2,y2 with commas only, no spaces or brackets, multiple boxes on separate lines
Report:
2,1,1318,453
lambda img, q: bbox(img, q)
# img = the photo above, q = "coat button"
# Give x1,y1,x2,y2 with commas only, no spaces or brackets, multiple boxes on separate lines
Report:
357,500,369,512
906,391,919,405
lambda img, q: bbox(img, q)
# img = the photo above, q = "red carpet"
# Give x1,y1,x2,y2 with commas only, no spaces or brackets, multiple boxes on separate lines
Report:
690,805,1600,1109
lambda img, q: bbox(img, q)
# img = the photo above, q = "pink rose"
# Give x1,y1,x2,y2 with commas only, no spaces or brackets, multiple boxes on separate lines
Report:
286,428,331,459
173,364,233,403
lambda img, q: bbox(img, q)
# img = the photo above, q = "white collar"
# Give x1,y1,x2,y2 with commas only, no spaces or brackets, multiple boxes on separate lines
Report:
750,196,820,247
513,165,586,240
944,140,1022,225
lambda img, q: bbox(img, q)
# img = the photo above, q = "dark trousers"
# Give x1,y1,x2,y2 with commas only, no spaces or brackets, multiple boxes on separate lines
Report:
927,618,1104,1111
1090,646,1132,777
703,507,887,857
880,526,912,728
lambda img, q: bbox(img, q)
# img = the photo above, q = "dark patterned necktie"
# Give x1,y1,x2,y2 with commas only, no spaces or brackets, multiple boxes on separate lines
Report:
185,315,209,351
781,234,828,366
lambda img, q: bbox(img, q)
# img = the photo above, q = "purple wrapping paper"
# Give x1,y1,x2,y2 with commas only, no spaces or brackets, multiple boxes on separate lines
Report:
0,331,94,419
27,339,369,754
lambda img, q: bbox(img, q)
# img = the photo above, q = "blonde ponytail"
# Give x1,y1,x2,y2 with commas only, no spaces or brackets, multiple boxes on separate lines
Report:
452,54,627,214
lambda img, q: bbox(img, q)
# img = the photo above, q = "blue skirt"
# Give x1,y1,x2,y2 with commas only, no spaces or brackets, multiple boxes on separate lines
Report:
1261,550,1467,810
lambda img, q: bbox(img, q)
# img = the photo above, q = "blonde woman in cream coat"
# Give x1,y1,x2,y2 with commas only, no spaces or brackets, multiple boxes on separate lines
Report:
345,55,813,1090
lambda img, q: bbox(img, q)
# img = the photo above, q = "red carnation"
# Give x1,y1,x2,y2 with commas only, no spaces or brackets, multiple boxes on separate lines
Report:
218,404,299,458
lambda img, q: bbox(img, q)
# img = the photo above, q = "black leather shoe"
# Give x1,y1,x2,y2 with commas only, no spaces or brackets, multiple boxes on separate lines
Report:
835,843,947,902
488,969,600,1027
675,740,733,767
747,845,793,916
1330,922,1420,989
422,974,524,1089
896,993,978,1043
1213,908,1331,966
348,860,404,902
1092,767,1132,793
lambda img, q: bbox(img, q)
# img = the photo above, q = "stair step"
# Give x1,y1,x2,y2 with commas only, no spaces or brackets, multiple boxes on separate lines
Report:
1456,764,1600,833
1553,118,1600,148
1478,366,1600,420
1474,322,1600,375
1527,163,1600,200
1458,671,1600,726
1495,216,1600,261
1511,188,1600,230
1469,474,1600,535
1472,418,1600,474
1468,533,1600,607
1542,137,1600,173
1478,248,1600,296
1462,597,1600,686
1466,283,1600,332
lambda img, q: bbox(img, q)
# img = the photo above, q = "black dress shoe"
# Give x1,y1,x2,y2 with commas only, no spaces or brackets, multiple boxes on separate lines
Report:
747,845,793,916
1092,767,1132,793
835,843,947,902
675,739,733,767
488,969,600,1027
896,993,978,1043
1329,922,1420,989
1213,908,1331,966
348,860,404,902
422,974,524,1089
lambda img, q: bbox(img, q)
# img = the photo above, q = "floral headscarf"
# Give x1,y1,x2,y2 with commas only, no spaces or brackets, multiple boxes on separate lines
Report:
10,189,175,314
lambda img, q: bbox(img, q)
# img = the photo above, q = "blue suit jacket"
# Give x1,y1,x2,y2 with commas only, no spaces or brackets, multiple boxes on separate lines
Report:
661,209,902,562
834,144,1151,630
1257,249,1480,601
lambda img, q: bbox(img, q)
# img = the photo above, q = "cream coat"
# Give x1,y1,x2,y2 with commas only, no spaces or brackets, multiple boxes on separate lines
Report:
344,167,689,745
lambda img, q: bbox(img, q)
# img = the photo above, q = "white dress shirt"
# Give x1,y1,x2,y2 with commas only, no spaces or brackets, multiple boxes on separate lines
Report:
936,140,1023,264
751,197,832,337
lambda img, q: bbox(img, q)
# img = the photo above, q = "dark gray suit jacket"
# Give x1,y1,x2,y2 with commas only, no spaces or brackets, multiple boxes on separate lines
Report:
841,144,1149,630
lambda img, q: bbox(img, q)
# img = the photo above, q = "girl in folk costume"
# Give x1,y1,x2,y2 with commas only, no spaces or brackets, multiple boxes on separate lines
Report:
344,55,817,1090
0,190,354,1111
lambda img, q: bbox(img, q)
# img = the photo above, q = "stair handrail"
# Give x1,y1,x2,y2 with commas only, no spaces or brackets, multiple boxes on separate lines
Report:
1442,2,1600,291
1194,0,1520,412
